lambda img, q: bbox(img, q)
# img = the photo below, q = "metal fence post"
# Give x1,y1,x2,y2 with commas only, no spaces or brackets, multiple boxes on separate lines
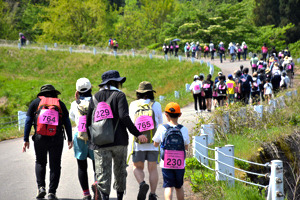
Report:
193,135,208,166
254,105,263,119
185,83,190,92
132,49,135,57
54,43,57,48
267,160,284,200
165,55,168,61
191,57,195,64
215,145,235,187
223,111,230,134
159,95,165,103
200,60,203,65
292,90,297,97
149,53,153,59
200,124,215,145
178,55,182,62
18,111,26,131
210,64,214,76
45,45,47,52
69,47,72,54
93,48,96,55
18,43,21,50
114,50,117,57
174,91,179,98
277,96,285,108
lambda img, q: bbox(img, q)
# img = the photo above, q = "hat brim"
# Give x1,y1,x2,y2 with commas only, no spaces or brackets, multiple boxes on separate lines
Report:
135,89,156,93
37,90,61,97
98,77,126,86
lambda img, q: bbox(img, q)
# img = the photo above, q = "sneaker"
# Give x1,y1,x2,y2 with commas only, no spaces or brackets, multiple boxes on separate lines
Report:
149,193,158,200
83,195,92,200
48,193,58,200
137,182,149,200
91,183,102,200
36,187,46,199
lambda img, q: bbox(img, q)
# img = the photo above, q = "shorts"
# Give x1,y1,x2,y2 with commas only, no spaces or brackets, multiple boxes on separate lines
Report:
132,151,159,163
204,92,212,99
73,132,94,160
162,168,185,188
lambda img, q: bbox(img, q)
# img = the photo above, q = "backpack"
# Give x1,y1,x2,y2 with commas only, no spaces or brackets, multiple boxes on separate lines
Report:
113,40,117,46
35,97,62,136
286,64,292,71
280,78,287,88
220,46,225,51
160,124,185,169
89,92,119,146
170,45,173,49
205,46,209,51
203,82,211,91
110,40,114,46
252,78,259,91
175,45,179,48
238,48,242,53
76,99,90,143
186,46,190,50
244,45,247,49
217,83,226,94
134,100,156,144
240,75,250,91
193,83,201,94
262,47,268,54
258,61,264,69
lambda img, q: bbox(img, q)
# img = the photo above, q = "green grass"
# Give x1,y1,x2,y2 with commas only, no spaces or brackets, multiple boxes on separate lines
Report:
0,46,220,141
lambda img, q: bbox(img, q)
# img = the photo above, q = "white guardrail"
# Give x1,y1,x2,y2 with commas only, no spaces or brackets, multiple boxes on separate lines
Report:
192,90,298,200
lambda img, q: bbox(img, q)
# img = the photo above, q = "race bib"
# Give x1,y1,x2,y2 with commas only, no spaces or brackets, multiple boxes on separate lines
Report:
39,109,59,126
135,115,154,132
94,102,113,122
227,83,233,88
219,85,225,90
194,85,200,91
164,150,184,169
203,84,210,89
78,115,87,132
252,64,257,68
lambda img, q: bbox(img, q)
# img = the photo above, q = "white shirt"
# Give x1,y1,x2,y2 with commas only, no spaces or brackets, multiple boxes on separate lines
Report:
209,43,214,52
264,83,273,94
152,123,190,168
251,78,261,92
69,97,91,133
189,80,202,94
129,99,163,152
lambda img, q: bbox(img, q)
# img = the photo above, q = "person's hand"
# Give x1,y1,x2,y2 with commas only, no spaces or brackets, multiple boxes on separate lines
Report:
22,142,29,152
75,91,79,100
138,135,148,143
68,141,73,149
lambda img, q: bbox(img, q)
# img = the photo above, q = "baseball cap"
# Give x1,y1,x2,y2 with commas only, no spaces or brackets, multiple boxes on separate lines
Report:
76,78,92,93
218,71,223,75
165,102,181,114
194,75,199,79
228,74,233,78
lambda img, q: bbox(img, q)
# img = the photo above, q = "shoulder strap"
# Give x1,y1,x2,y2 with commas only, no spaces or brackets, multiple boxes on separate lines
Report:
163,124,170,130
148,100,155,107
176,124,183,129
106,91,117,104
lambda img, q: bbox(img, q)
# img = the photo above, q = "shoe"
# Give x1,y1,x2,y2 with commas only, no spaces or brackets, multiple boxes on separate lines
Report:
91,183,102,200
137,182,149,200
48,193,58,200
36,187,46,199
149,193,158,200
83,195,92,200
195,111,198,114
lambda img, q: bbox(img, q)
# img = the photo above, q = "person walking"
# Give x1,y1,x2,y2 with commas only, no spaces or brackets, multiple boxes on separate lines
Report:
250,54,259,74
184,43,190,58
191,42,196,58
195,42,201,59
189,75,202,114
69,78,97,200
203,44,209,59
128,81,163,200
241,41,247,60
209,41,215,60
202,74,214,112
261,43,268,62
174,42,179,57
218,42,225,63
169,42,174,56
226,74,236,104
163,43,168,55
251,73,261,105
199,74,206,112
216,75,228,107
86,70,148,200
22,84,73,200
239,68,253,105
236,43,242,61
228,42,235,62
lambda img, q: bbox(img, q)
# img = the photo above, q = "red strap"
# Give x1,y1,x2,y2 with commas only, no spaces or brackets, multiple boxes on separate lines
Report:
38,97,61,113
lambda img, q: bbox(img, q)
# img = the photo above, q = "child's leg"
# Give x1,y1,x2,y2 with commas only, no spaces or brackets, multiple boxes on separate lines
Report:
175,187,184,200
164,187,173,200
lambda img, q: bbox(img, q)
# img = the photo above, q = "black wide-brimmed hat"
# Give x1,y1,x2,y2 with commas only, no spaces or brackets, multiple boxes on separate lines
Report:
37,84,61,96
98,70,126,86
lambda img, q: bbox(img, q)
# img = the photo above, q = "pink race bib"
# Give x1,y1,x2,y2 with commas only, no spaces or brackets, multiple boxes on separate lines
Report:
227,83,233,88
135,115,154,132
252,64,257,68
258,65,263,69
219,85,225,89
164,150,184,169
203,84,210,89
94,102,113,122
78,115,87,132
39,109,59,126
194,85,200,91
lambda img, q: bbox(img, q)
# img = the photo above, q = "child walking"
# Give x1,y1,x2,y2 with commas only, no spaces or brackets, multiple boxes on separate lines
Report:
264,78,273,103
153,102,190,200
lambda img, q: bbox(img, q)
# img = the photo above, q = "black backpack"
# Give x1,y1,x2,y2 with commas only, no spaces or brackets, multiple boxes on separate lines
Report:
160,124,185,161
252,78,259,91
240,75,250,91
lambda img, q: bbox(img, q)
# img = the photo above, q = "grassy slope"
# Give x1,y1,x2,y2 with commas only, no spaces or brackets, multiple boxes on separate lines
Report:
0,47,219,140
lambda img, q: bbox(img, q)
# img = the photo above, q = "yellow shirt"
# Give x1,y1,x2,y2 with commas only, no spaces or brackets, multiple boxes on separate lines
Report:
226,80,236,94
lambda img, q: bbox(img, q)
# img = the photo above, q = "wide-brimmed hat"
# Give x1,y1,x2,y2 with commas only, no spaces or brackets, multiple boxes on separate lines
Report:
76,78,92,93
135,81,156,93
37,84,61,96
99,70,126,86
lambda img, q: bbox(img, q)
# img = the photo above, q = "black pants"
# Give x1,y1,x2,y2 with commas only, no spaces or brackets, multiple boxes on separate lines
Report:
34,134,64,194
241,91,251,105
175,49,178,57
237,53,241,61
77,159,96,191
262,53,267,62
200,95,206,111
193,93,206,111
204,52,208,58
252,67,257,74
210,51,214,60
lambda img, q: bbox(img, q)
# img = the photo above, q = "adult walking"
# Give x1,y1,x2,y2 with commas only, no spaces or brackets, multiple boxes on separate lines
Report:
174,42,179,57
189,75,202,114
239,68,253,105
218,42,225,63
128,81,163,200
209,41,215,60
261,43,268,62
202,74,214,112
236,43,242,61
228,42,236,62
241,41,248,60
86,70,147,200
184,43,190,58
69,78,97,200
22,84,73,200
195,42,201,59
250,54,259,74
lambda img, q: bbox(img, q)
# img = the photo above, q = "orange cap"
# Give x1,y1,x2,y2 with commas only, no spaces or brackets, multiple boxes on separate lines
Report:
165,102,181,114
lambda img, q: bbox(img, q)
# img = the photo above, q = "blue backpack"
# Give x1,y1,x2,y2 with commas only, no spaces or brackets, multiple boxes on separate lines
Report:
160,124,185,160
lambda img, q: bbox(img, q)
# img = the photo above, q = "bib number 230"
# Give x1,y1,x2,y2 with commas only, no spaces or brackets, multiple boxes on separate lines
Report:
164,150,184,169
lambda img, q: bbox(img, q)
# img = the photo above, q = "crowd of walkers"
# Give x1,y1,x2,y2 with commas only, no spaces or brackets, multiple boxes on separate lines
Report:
190,50,294,113
22,70,189,200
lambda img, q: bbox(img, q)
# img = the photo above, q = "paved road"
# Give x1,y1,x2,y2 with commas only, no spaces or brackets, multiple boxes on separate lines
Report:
0,48,248,200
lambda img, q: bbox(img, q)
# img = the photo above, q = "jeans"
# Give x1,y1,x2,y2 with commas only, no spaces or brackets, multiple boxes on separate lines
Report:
219,53,223,63
243,49,247,60
210,51,214,60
